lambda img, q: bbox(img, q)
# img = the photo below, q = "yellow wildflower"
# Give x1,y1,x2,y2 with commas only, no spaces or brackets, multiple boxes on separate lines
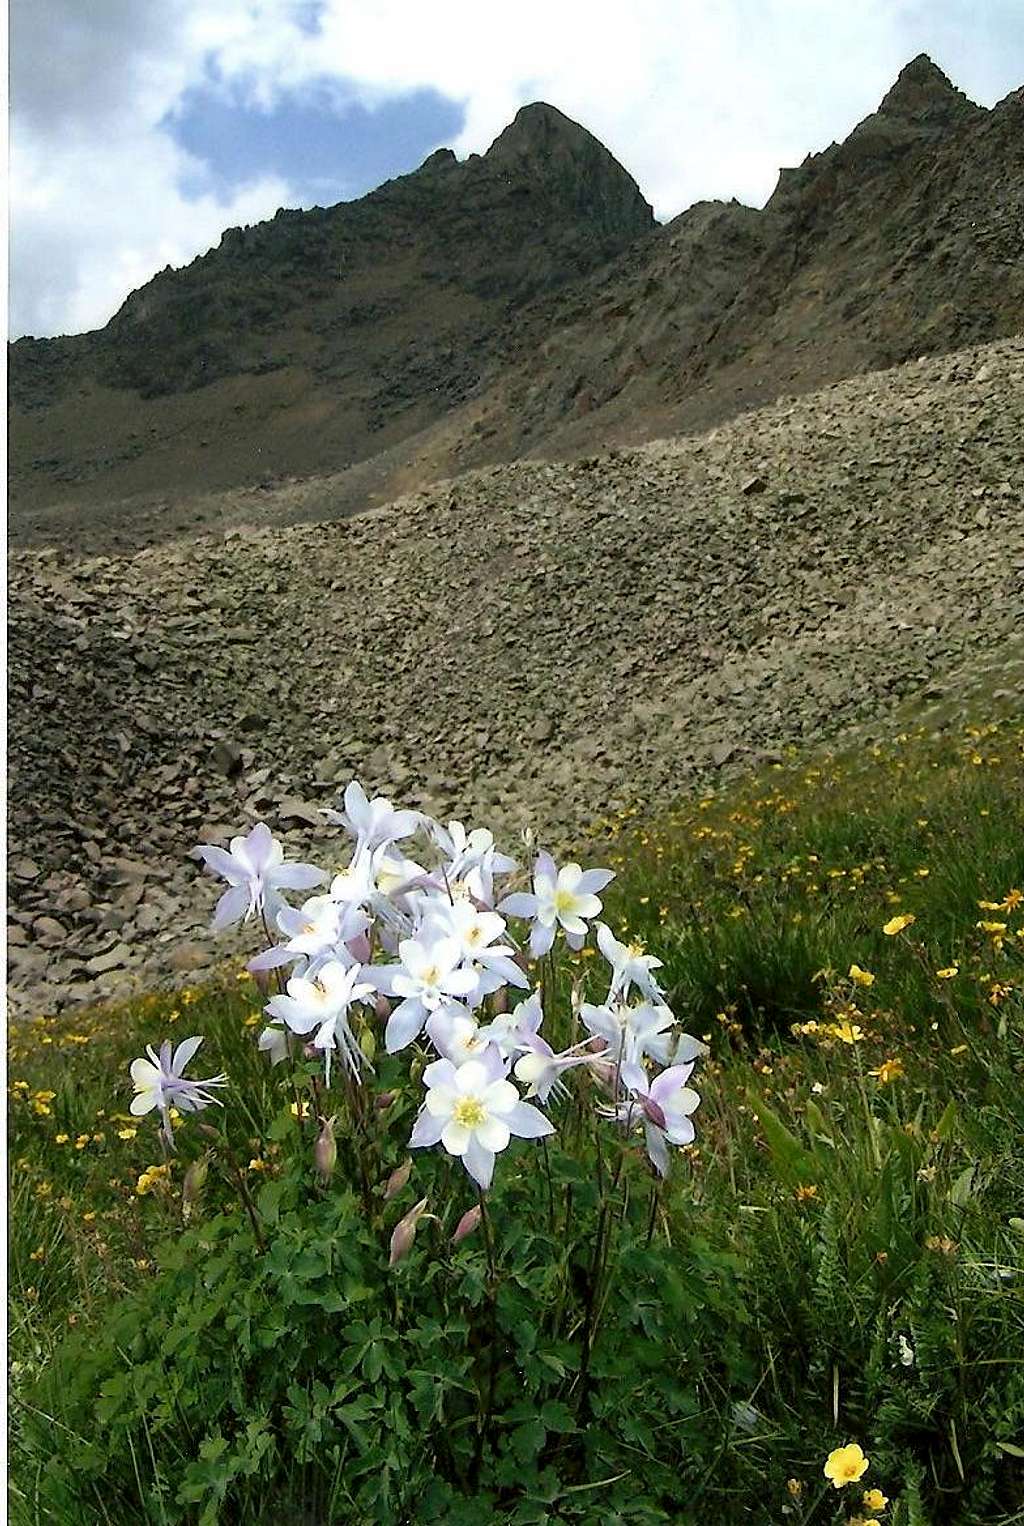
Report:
786,1478,802,1498
54,1133,69,1145
849,965,875,988
1002,888,1022,912
869,1058,905,1084
883,914,915,936
863,1487,889,1511
925,1235,958,1256
830,1020,865,1045
117,1128,137,1141
824,1443,869,1488
935,966,958,980
977,921,1007,935
795,1184,819,1202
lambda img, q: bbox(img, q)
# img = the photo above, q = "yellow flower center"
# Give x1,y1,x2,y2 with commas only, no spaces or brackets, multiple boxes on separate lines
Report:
421,965,440,988
554,887,577,915
452,1097,487,1129
627,941,645,958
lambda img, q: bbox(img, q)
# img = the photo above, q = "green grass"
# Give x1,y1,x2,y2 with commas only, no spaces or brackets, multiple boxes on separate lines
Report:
9,715,1024,1523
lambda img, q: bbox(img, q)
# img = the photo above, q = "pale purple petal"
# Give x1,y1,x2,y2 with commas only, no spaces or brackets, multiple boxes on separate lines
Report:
196,845,245,883
462,1135,495,1190
506,1101,555,1139
644,1122,670,1178
409,1109,446,1148
385,998,426,1053
271,863,327,891
172,1035,203,1074
498,892,538,919
212,884,250,931
529,921,556,959
577,868,615,894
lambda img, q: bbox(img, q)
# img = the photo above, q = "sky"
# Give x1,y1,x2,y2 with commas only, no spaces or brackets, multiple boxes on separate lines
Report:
9,0,1024,339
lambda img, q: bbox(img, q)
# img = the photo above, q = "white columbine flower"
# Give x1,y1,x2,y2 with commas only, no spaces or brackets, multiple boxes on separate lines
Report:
499,852,615,957
579,999,678,1091
477,990,544,1059
425,1007,494,1067
264,960,375,1083
423,898,528,1004
635,1064,701,1177
323,779,421,853
430,819,517,906
596,923,665,1003
377,936,478,1052
129,1036,227,1146
514,1035,606,1104
250,894,369,974
193,822,325,931
409,1052,554,1189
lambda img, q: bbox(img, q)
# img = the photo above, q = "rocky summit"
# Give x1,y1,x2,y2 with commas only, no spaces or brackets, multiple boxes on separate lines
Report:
8,57,1023,549
7,335,1024,1016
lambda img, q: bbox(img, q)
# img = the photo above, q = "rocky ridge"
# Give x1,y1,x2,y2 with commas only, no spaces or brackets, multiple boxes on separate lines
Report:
9,57,1023,550
7,335,1024,1015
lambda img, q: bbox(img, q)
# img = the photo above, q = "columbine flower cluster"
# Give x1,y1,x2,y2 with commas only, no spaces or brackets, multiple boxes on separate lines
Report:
130,782,704,1191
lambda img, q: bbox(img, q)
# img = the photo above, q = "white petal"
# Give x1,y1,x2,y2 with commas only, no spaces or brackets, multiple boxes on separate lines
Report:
475,1116,511,1153
441,1121,471,1156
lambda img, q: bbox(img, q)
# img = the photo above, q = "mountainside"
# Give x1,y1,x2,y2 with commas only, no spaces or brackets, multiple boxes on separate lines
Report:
9,56,1023,548
9,102,653,525
8,334,1024,1014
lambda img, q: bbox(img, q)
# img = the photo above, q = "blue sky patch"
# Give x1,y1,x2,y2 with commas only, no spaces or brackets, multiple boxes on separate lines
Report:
164,78,465,208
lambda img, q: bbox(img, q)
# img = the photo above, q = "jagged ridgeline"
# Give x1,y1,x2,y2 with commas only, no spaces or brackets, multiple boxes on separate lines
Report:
8,55,1024,534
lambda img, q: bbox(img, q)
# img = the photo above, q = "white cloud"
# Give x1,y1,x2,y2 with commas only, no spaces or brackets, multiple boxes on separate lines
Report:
11,0,1024,337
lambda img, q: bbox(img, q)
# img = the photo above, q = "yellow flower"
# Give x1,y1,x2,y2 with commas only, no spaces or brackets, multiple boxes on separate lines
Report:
82,1211,96,1223
849,965,875,988
977,921,1007,935
795,1184,819,1202
935,966,958,980
117,1128,137,1141
1002,888,1022,912
830,1021,865,1045
883,914,915,936
949,1044,968,1057
869,1058,904,1084
824,1442,869,1488
786,1478,802,1498
863,1487,889,1511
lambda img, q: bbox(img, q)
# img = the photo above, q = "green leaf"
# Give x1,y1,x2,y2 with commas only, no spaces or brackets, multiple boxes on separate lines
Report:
539,1400,576,1434
745,1091,817,1185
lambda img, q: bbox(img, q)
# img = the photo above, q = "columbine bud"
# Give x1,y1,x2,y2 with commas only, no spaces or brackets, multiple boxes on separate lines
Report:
359,1026,377,1064
303,1043,318,1061
520,825,536,853
388,1197,429,1267
452,1204,482,1245
181,1152,210,1222
314,1116,337,1184
384,1159,412,1200
197,1122,220,1141
374,993,392,1024
491,987,508,1016
251,968,271,997
409,1054,425,1085
375,1090,397,1111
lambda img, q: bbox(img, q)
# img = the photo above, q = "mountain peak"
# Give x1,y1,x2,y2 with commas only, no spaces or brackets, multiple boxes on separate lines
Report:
877,53,973,123
483,100,654,239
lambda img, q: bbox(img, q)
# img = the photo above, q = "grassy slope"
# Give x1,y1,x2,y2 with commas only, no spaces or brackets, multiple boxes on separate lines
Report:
9,715,1024,1522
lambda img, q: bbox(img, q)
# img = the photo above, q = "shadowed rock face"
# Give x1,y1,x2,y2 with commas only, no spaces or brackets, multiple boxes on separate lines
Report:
7,56,1024,543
